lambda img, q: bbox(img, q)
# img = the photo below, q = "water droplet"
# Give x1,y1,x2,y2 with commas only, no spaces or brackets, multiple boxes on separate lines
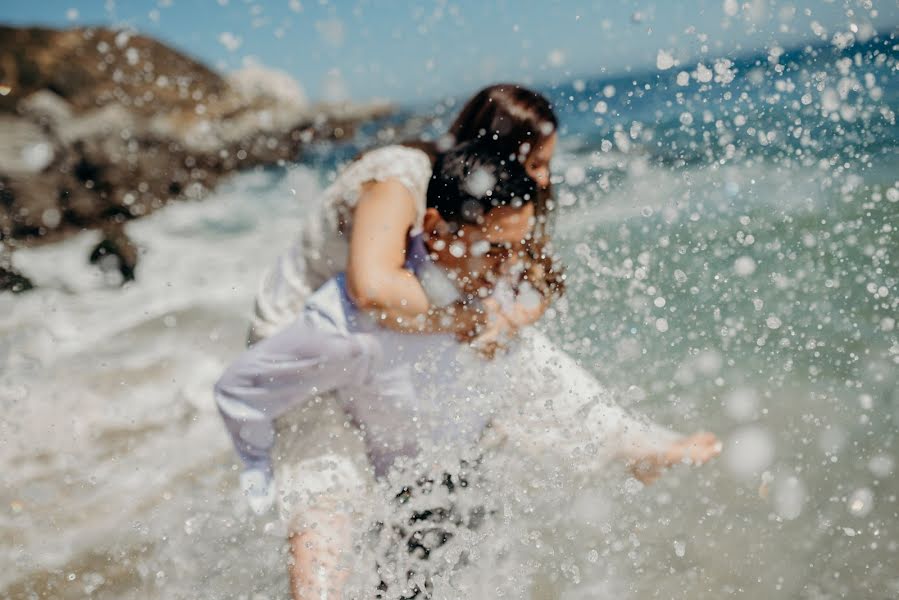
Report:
724,387,758,422
734,256,757,277
656,49,677,70
848,488,874,517
724,426,775,479
448,242,466,258
564,165,585,186
773,476,806,520
867,454,894,478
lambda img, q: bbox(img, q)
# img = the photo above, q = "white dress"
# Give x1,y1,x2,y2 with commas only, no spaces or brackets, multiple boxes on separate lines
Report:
251,145,678,528
250,145,432,342
256,145,433,524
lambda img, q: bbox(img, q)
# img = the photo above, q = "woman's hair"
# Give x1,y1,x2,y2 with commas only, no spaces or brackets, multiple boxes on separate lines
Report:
446,84,559,252
449,84,563,300
426,138,535,226
447,83,558,160
401,83,564,300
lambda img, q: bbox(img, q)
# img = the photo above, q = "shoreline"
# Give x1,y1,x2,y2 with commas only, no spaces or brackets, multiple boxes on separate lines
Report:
0,25,392,288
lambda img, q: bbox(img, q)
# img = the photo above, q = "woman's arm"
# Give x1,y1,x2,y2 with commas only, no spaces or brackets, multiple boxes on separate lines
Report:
346,179,487,336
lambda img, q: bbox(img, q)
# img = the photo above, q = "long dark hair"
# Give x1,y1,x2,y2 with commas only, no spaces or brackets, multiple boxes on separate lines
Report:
426,138,536,225
447,84,558,160
404,84,564,300
426,137,565,301
446,83,558,233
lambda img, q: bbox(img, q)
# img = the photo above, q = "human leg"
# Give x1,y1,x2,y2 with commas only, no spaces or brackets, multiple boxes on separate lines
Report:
273,402,371,600
289,507,354,600
495,330,720,480
628,432,721,484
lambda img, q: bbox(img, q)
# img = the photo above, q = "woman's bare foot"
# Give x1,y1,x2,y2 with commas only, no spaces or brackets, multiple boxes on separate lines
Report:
629,432,722,485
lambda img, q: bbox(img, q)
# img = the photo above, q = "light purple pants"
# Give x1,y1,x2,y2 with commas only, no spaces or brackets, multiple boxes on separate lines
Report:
214,295,381,474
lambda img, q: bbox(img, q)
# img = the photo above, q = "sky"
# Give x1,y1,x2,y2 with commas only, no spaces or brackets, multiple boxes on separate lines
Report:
2,0,898,105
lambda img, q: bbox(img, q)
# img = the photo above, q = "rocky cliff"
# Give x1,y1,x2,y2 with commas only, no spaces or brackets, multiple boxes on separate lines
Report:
0,25,391,289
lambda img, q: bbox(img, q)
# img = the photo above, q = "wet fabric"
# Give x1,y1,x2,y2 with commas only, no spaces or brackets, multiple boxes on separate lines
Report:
371,459,489,600
216,274,496,479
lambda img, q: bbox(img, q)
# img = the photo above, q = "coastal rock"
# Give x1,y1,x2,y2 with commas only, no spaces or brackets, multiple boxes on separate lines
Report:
0,25,392,289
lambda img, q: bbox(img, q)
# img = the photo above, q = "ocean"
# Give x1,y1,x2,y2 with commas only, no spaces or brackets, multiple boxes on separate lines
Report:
2,35,897,598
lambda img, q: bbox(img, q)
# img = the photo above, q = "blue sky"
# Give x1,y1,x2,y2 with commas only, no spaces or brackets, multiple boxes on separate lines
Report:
3,1,897,105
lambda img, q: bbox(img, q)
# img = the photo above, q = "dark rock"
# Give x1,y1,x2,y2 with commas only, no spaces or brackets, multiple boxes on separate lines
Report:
0,25,393,287
89,225,138,282
0,266,33,293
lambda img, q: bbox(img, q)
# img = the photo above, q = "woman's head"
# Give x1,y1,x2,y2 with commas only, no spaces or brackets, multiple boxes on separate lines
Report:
448,84,558,190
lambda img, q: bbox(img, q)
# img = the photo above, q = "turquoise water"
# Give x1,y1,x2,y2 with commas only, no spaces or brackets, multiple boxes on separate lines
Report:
538,36,899,598
2,34,897,599
298,34,899,598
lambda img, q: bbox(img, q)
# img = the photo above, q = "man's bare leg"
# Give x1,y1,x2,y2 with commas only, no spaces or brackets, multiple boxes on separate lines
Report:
289,508,354,600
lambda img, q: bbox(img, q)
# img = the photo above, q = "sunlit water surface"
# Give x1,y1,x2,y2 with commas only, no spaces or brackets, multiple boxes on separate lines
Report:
2,36,898,599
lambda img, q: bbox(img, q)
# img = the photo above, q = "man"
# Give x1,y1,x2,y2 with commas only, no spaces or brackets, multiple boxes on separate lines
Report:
215,146,552,598
214,146,719,599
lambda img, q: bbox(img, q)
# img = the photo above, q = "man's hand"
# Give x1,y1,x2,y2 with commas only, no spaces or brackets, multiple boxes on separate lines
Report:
463,298,516,359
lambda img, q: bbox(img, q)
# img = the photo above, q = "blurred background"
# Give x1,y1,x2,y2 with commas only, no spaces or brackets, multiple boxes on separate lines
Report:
1,1,897,598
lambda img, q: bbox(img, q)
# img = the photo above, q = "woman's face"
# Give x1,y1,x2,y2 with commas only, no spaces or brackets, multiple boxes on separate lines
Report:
523,132,557,189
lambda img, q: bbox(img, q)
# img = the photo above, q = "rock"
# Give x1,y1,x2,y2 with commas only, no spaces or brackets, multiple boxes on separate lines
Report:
89,224,138,282
18,89,74,124
0,117,56,175
0,266,33,293
228,62,309,109
0,25,393,290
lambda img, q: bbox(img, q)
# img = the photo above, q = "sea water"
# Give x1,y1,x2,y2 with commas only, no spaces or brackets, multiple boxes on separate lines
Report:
2,37,898,598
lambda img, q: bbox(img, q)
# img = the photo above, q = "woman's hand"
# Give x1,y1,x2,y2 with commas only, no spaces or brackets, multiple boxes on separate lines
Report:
501,298,547,329
347,179,430,319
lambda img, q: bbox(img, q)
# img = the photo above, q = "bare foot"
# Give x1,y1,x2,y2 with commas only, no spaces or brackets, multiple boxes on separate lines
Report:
630,432,721,485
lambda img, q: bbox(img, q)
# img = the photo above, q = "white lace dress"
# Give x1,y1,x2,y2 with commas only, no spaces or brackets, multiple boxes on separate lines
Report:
250,145,678,529
250,145,432,342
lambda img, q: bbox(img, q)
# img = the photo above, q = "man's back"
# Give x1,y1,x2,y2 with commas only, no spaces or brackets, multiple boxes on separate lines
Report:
307,274,497,476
